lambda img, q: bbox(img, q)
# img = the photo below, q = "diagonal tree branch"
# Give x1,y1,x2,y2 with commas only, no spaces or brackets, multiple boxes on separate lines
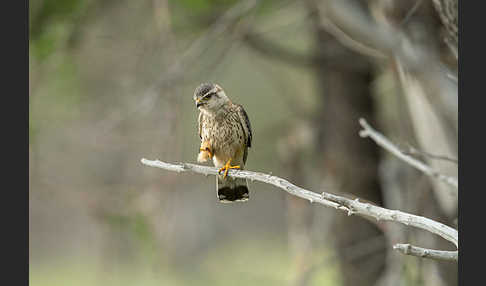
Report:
359,118,458,191
393,243,458,262
97,0,261,133
317,0,458,127
140,158,458,262
401,143,458,164
242,31,318,67
431,0,458,48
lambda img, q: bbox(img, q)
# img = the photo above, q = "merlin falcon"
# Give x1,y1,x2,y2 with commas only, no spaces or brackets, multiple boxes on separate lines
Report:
194,83,252,203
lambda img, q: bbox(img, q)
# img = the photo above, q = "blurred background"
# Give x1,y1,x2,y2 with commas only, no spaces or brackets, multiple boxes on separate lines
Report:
29,0,458,285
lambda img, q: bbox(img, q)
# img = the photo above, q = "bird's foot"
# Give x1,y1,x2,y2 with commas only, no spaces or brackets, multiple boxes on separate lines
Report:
218,158,240,179
199,147,213,158
198,141,213,163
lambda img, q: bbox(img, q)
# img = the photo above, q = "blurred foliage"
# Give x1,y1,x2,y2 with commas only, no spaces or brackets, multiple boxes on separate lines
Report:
30,0,91,60
30,1,328,285
30,0,456,285
30,235,341,286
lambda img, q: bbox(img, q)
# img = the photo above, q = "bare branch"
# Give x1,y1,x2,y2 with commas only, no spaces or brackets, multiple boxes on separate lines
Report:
444,37,458,60
141,158,347,211
393,243,458,262
318,0,458,119
242,32,318,67
359,118,458,190
313,6,387,60
402,143,458,164
317,192,457,247
97,0,261,133
431,0,458,47
400,0,425,26
140,158,458,260
446,71,458,83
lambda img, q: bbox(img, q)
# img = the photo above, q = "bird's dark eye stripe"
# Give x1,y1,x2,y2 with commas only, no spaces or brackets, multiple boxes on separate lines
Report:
203,92,216,99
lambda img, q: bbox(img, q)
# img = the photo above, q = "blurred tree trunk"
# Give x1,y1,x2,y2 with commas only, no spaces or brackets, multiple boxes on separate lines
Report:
285,156,314,286
377,1,458,285
310,21,386,286
277,122,316,286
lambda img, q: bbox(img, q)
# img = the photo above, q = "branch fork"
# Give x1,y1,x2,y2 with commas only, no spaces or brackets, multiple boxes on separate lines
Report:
141,157,458,262
359,118,458,191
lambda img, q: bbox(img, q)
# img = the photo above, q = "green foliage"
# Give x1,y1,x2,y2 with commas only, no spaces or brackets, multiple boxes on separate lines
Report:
168,0,286,33
30,0,84,39
168,0,236,31
30,23,70,62
30,236,341,286
29,1,343,285
30,0,91,61
104,212,156,247
29,53,82,145
171,0,239,14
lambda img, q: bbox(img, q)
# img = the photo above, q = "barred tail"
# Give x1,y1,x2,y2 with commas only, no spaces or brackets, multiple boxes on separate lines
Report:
216,175,249,203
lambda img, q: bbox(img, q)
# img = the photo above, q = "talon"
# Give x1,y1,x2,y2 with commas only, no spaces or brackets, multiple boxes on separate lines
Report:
199,147,213,158
218,158,241,178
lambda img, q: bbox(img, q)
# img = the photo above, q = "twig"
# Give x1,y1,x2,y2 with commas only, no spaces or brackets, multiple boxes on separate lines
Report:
317,192,457,247
359,118,458,190
97,0,260,133
318,0,458,123
393,243,458,262
399,0,424,26
316,13,387,60
446,71,458,83
444,37,458,60
402,143,458,164
141,159,347,211
242,32,318,67
140,158,458,261
302,0,386,60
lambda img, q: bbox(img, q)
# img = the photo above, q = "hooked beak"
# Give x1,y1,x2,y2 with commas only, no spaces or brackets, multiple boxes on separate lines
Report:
195,99,204,108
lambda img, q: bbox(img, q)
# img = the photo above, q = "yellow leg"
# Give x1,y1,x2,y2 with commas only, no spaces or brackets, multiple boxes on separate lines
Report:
199,147,213,158
199,140,213,158
218,158,241,178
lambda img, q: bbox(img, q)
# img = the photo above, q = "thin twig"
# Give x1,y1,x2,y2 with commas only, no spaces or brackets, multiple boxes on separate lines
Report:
444,37,458,60
316,16,387,60
399,0,424,26
402,143,458,164
359,118,458,190
317,192,457,247
311,1,387,60
319,0,458,121
140,158,458,261
97,0,261,133
446,71,458,83
393,243,458,262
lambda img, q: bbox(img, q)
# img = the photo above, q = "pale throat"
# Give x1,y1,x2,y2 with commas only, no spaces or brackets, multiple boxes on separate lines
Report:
201,102,231,119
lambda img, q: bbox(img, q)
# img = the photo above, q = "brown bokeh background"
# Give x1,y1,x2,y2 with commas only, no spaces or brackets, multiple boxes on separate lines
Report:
30,1,458,285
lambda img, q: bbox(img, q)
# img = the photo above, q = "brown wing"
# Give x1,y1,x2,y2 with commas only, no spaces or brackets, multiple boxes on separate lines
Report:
235,104,252,148
235,104,252,164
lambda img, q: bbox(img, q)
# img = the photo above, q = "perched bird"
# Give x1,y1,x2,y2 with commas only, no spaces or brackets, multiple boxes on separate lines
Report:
194,83,252,203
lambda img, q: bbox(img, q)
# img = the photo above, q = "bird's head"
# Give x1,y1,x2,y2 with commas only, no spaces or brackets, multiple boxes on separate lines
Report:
193,83,230,113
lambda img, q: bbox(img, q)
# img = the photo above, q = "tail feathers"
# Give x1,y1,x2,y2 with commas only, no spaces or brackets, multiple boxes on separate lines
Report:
217,176,249,203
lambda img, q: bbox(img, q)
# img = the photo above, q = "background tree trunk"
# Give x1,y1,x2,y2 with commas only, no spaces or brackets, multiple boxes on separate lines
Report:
312,26,386,286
